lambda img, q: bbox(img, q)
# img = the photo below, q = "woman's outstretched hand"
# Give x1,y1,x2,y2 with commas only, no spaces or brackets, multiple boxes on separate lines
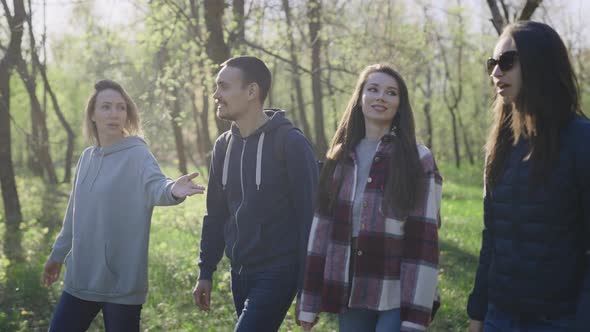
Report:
172,172,206,198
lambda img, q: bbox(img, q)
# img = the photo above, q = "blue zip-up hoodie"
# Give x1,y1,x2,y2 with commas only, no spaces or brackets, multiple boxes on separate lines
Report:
198,111,318,290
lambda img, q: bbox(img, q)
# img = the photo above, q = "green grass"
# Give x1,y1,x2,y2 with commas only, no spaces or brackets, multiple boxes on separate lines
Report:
0,162,485,331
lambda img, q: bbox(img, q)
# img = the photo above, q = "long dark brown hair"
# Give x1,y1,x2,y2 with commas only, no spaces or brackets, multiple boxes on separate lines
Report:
485,21,585,189
317,64,423,217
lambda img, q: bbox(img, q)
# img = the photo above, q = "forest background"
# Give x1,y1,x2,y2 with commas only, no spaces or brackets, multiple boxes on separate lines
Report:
1,0,589,331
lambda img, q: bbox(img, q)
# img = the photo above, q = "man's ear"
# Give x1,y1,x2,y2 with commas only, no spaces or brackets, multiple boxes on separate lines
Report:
247,82,259,102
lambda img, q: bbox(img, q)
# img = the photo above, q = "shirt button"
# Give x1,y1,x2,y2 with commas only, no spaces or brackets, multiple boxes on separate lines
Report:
361,223,365,230
357,250,363,256
374,156,381,162
367,177,372,183
363,201,368,208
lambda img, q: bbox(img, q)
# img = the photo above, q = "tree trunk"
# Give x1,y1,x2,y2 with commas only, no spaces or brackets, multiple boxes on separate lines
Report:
449,108,461,168
282,0,312,138
201,87,213,168
323,43,339,141
457,111,474,165
189,84,213,167
229,0,245,50
187,1,213,166
308,0,327,157
423,103,433,150
435,1,465,168
170,87,188,175
16,58,58,184
487,0,543,35
204,0,231,136
519,0,542,21
0,0,26,263
268,59,277,108
27,5,75,183
423,68,434,150
38,65,75,183
25,0,42,176
27,104,43,175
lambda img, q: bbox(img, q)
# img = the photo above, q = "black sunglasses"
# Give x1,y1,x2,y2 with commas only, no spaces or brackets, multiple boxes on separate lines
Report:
487,51,518,75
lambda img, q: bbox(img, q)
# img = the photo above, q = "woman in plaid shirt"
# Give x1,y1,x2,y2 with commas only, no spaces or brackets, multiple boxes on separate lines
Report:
298,64,442,332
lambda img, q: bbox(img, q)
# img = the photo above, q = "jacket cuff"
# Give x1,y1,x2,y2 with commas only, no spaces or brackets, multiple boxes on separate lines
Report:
298,311,318,323
467,293,487,321
49,247,68,263
198,268,214,281
401,321,426,331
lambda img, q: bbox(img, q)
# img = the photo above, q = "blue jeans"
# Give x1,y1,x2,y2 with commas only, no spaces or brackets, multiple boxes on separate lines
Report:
338,307,401,332
49,291,142,332
231,264,298,332
484,303,575,332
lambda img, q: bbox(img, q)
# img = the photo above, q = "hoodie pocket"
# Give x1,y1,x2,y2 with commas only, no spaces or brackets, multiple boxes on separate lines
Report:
103,243,144,294
235,223,263,266
103,244,118,279
69,242,117,293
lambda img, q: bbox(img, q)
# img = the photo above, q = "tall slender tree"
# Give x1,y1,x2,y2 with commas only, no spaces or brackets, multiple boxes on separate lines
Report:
308,0,327,156
0,0,25,262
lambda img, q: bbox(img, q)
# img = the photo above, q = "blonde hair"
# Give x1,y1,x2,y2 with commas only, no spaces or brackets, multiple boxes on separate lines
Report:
83,79,143,145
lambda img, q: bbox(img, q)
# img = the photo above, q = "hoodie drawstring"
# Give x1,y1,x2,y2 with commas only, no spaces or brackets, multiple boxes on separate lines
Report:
256,133,265,191
222,136,234,190
89,149,104,191
221,133,265,191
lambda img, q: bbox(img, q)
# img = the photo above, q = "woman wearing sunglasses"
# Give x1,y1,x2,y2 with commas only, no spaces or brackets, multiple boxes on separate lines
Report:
467,21,590,332
297,64,442,332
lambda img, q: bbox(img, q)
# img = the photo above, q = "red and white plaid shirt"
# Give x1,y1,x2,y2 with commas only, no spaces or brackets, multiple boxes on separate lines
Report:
299,138,442,331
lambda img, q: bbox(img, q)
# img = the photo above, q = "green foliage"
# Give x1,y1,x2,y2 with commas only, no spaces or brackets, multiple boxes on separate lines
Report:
3,1,590,331
0,163,485,331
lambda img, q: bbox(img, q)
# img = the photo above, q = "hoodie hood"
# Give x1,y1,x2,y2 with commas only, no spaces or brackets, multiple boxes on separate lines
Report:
80,136,147,191
101,136,147,155
223,109,294,190
229,109,292,138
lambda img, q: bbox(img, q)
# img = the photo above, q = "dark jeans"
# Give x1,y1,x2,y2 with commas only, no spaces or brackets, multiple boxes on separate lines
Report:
338,308,401,332
231,264,298,332
49,291,142,332
484,303,575,332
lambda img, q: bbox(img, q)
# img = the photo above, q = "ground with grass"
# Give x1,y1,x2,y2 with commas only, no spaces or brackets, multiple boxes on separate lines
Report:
0,161,484,331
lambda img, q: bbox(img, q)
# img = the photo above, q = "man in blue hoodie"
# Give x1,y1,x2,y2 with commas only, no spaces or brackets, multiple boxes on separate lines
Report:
192,56,319,331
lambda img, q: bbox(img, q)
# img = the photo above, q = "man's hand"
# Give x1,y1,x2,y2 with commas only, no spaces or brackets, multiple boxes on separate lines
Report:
192,279,213,311
468,320,483,332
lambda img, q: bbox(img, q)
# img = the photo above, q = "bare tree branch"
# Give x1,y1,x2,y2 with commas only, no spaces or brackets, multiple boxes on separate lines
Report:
1,0,11,21
519,0,543,21
486,0,505,35
499,0,510,22
242,38,349,94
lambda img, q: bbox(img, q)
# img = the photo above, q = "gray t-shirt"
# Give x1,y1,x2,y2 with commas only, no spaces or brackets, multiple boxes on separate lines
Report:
352,138,380,237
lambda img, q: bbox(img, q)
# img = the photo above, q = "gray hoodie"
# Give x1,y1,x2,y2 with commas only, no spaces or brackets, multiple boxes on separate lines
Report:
49,136,183,305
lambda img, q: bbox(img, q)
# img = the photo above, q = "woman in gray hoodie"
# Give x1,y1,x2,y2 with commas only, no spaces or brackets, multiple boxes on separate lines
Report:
42,79,205,331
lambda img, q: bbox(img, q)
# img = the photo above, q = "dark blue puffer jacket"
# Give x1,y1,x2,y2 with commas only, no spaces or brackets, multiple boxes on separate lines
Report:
468,115,590,328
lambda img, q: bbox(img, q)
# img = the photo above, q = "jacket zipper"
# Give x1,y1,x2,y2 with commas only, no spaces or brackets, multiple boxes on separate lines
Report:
231,138,247,274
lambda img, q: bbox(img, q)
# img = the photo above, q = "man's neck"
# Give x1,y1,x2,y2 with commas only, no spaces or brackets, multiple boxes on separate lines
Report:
235,107,269,138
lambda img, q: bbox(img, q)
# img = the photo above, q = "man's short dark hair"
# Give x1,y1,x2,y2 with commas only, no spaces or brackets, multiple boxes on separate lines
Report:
221,56,271,103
